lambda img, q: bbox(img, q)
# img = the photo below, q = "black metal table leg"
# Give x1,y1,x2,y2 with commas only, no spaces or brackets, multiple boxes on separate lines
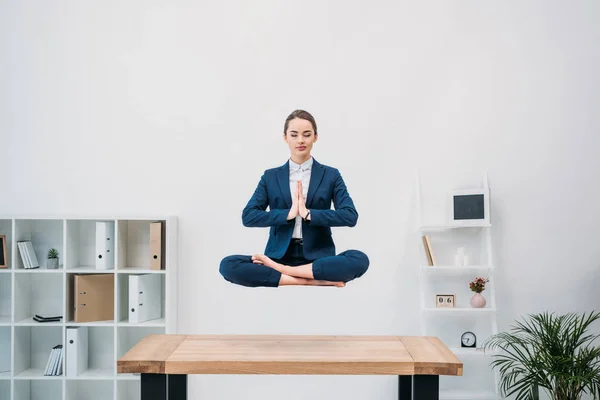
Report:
412,375,439,400
142,373,188,400
398,375,412,399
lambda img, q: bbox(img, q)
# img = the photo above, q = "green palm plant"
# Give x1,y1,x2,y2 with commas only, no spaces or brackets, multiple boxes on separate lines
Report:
484,311,600,400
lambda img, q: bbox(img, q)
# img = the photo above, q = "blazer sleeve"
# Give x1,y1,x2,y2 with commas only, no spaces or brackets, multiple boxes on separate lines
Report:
242,172,294,227
308,169,358,227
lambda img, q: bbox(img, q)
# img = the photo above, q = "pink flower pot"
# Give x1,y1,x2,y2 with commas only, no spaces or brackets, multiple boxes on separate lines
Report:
470,293,486,308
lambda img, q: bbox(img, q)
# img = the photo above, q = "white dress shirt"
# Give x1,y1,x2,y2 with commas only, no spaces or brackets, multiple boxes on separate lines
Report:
289,157,313,239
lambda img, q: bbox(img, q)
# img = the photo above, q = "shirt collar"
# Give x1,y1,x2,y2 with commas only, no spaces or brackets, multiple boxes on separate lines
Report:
289,157,313,172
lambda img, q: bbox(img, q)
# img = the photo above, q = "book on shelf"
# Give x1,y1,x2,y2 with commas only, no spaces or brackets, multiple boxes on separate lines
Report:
44,344,63,376
33,314,63,323
421,235,436,266
17,240,39,269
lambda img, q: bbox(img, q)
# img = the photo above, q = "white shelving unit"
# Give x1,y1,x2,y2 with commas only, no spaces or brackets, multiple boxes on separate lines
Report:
0,216,178,400
415,171,501,400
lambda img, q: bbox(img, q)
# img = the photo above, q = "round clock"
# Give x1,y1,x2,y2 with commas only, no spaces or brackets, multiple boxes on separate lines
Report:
461,331,476,348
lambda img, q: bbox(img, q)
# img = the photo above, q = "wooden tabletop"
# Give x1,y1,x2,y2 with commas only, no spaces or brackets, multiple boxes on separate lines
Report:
117,334,462,376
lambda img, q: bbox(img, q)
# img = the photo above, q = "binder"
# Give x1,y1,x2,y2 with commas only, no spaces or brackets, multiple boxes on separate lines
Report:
66,326,88,377
74,274,114,323
95,221,115,270
129,274,162,324
149,221,164,270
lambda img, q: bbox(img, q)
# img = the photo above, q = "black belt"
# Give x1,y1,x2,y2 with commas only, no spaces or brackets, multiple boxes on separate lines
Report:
290,238,303,245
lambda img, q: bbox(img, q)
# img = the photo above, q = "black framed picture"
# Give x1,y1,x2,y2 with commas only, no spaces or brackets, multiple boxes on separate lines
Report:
450,188,490,226
0,235,7,269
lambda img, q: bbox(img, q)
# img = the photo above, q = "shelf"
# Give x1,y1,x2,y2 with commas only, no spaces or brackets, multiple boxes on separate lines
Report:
65,219,116,272
116,220,165,271
0,381,8,400
0,327,10,376
117,273,165,325
14,368,63,379
67,368,115,379
449,347,497,356
117,267,165,274
15,317,63,326
66,379,114,400
419,223,491,232
65,326,114,378
14,326,62,378
117,379,140,399
0,273,11,321
440,389,500,399
14,273,63,323
116,317,165,327
0,216,177,399
14,268,63,273
14,379,62,400
65,266,114,274
64,320,114,326
14,219,64,270
420,265,493,272
423,307,496,313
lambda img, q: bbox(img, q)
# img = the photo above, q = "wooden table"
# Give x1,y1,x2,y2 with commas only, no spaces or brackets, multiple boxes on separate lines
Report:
117,334,463,400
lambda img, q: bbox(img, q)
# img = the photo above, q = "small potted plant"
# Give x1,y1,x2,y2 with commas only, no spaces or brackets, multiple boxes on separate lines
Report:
469,276,489,308
47,248,59,269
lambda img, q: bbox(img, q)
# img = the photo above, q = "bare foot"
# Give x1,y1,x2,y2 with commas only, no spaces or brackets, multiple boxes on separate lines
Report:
252,254,284,272
312,280,346,287
278,274,346,287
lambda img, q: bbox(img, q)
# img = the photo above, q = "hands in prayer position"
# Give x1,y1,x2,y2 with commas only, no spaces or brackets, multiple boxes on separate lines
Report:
287,180,309,221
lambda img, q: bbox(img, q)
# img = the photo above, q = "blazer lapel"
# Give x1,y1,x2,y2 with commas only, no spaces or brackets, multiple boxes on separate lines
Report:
277,161,292,208
306,158,324,207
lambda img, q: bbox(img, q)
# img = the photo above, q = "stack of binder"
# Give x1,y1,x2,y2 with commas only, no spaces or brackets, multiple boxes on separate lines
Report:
44,344,63,376
17,240,39,269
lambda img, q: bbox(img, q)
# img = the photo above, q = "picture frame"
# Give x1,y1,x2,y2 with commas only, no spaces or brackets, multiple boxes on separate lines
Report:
435,294,455,308
449,188,490,226
0,235,7,269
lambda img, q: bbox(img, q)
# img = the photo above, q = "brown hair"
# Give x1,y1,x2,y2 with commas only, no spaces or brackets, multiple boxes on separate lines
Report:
283,109,318,135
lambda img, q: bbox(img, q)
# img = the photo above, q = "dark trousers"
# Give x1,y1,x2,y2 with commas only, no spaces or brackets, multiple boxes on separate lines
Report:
220,240,369,287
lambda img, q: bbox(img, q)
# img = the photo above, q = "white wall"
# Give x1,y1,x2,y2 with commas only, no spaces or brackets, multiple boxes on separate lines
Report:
2,0,600,398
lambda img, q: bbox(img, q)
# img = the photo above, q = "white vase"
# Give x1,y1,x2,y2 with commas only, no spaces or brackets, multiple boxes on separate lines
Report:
470,293,486,308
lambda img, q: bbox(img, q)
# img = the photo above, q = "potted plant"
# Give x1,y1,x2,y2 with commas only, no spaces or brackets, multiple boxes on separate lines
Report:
484,311,600,400
469,276,489,307
47,248,59,269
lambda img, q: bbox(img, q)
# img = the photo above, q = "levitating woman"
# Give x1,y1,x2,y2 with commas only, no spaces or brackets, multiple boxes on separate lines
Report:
219,109,369,287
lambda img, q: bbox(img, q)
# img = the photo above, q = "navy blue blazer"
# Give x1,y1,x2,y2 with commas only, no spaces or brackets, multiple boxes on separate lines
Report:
242,158,358,260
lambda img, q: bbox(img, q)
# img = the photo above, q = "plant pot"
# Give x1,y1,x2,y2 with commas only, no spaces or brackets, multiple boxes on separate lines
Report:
47,258,58,269
470,293,486,308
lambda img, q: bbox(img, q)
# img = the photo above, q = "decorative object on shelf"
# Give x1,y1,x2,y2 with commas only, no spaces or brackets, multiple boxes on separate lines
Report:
469,276,489,308
421,235,436,266
449,187,490,226
454,247,470,266
435,294,455,308
47,247,59,269
485,311,600,400
461,331,476,348
0,234,7,268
